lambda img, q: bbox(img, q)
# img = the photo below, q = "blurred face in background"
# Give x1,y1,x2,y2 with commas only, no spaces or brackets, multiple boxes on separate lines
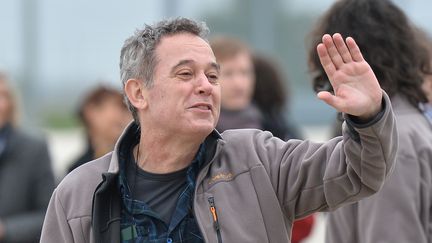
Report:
0,80,14,128
423,75,432,104
84,94,131,143
218,51,255,111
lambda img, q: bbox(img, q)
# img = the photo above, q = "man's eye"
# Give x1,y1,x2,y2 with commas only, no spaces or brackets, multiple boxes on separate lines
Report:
178,72,193,79
207,74,219,83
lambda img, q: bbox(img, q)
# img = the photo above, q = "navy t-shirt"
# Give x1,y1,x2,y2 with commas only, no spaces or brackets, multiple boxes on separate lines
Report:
125,147,189,224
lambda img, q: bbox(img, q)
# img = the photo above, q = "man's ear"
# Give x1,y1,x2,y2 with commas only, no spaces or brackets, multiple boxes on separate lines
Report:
124,79,148,110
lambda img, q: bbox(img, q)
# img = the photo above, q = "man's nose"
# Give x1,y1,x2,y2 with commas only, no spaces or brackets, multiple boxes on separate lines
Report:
196,73,213,95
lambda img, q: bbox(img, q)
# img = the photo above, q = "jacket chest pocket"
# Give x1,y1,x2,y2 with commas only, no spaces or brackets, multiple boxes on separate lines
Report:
200,172,270,243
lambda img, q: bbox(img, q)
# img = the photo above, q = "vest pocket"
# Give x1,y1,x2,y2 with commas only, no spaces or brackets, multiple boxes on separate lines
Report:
208,196,222,243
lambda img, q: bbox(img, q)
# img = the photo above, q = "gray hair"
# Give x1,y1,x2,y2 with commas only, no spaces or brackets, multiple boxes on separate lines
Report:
119,17,210,124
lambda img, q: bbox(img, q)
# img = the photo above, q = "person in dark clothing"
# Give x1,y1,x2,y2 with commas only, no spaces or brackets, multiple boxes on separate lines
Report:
252,54,302,140
0,73,55,243
68,85,131,173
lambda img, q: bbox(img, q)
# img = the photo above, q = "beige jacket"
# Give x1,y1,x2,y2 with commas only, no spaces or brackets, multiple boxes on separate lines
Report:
40,93,397,243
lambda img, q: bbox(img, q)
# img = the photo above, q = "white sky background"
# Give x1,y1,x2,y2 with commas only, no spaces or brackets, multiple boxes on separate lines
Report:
2,0,431,87
1,0,432,126
0,0,232,87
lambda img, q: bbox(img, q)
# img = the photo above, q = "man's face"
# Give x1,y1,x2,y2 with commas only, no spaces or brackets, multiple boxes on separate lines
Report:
141,33,221,137
218,52,255,110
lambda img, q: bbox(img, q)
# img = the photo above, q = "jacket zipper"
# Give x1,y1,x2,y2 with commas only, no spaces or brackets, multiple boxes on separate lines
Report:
208,197,222,243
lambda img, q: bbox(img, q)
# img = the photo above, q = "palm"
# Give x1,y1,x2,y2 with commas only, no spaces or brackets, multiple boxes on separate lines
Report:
317,34,382,120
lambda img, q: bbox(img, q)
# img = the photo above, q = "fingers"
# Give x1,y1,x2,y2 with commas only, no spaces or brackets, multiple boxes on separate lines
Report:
319,34,362,69
333,33,352,63
346,37,364,62
317,43,336,77
317,91,343,111
322,34,344,69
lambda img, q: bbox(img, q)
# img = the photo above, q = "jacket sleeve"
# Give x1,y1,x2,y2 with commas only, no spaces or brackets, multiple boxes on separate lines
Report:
2,139,55,243
257,91,397,221
40,189,74,243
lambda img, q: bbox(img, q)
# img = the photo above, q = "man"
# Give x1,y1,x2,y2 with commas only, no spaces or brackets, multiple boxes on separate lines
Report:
308,0,432,242
41,18,397,242
68,85,131,173
0,73,55,243
210,37,262,132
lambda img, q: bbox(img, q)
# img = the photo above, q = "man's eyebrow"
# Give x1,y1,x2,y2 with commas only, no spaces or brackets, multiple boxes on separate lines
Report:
210,62,220,72
171,60,220,72
172,60,194,70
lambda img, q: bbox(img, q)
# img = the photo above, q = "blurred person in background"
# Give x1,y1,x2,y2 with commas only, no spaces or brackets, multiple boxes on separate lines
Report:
422,73,432,123
417,29,432,124
40,18,398,243
210,36,263,132
67,85,131,173
252,54,302,140
308,0,432,242
0,72,55,243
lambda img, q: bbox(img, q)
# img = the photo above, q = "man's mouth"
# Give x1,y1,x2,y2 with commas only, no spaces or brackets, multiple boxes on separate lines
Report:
190,103,212,111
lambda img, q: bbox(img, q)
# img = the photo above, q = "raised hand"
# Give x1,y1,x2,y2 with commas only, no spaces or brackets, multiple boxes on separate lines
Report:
317,33,382,121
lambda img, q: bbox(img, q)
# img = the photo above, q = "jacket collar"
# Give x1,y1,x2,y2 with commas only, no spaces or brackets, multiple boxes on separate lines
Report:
92,122,224,242
107,122,223,174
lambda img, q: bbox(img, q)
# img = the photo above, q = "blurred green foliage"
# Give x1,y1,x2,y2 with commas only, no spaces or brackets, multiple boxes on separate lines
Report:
43,111,79,129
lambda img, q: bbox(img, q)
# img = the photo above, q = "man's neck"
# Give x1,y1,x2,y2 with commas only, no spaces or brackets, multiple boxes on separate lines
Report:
135,130,204,174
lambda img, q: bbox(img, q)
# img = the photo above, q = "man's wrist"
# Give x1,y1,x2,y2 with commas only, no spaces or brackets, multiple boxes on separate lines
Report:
355,94,384,123
346,96,386,128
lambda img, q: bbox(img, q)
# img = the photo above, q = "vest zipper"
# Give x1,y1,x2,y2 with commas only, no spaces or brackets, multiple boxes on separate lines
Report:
208,197,222,243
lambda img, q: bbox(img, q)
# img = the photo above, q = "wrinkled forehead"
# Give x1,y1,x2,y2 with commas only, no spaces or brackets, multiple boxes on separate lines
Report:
155,33,216,63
